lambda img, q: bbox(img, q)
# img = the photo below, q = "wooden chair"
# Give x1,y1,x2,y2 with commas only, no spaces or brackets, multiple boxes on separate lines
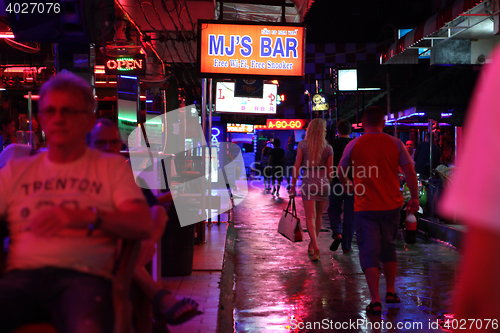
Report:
0,224,143,333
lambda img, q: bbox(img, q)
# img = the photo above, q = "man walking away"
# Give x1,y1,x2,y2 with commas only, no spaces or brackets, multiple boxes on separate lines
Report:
339,106,419,315
261,141,273,191
328,119,355,254
268,138,286,197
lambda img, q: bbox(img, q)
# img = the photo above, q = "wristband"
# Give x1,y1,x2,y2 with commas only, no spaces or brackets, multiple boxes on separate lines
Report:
87,207,103,236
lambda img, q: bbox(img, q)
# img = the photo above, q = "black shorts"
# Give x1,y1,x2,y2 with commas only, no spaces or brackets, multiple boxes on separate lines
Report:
272,165,285,181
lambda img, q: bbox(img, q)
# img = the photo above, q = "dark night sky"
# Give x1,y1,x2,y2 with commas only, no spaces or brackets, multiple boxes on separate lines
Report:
304,0,433,44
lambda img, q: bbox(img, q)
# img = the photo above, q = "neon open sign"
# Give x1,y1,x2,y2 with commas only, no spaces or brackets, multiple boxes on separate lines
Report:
255,119,305,130
105,54,146,75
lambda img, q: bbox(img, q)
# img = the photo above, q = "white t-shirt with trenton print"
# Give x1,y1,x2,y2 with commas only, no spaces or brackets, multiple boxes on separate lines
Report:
0,148,146,279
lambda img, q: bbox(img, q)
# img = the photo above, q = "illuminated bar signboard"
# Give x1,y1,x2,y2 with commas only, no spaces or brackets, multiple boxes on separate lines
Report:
105,54,146,75
255,119,306,130
227,123,254,133
197,20,306,79
216,82,277,114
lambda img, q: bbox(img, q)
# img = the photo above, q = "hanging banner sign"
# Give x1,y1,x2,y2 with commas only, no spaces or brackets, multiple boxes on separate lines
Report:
197,20,305,79
105,54,146,75
216,82,277,114
255,119,306,130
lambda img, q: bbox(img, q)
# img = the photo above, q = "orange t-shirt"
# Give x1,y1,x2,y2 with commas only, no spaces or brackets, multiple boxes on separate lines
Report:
339,132,413,212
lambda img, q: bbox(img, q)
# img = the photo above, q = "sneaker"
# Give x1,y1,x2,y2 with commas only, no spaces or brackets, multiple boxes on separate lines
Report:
342,249,352,254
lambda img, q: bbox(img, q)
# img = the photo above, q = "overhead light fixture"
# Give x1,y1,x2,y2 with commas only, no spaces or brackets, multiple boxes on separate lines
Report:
94,65,106,74
100,42,142,58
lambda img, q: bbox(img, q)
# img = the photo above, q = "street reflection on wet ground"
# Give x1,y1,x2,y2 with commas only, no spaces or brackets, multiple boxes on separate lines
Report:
232,181,458,332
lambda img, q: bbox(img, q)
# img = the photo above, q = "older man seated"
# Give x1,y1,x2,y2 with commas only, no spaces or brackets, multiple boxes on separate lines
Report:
0,71,153,333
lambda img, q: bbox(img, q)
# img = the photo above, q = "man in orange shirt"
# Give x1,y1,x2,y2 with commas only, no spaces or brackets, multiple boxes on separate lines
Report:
339,106,419,315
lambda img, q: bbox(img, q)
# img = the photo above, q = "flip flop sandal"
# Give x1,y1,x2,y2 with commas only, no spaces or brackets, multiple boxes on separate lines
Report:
385,292,401,303
366,301,382,315
152,289,203,326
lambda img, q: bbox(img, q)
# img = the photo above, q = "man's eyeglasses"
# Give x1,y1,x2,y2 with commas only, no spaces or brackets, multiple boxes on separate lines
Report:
93,139,122,148
41,108,90,117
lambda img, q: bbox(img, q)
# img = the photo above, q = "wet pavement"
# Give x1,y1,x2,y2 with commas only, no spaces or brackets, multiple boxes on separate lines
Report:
230,180,460,332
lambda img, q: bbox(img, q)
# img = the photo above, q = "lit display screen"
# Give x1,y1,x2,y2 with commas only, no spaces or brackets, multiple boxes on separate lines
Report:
216,82,277,114
338,68,357,91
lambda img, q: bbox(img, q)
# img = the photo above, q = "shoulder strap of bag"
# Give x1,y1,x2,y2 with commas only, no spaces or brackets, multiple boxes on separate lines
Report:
291,197,298,216
284,198,293,217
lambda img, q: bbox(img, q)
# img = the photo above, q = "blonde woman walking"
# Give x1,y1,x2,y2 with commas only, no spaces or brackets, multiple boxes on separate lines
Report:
289,118,334,260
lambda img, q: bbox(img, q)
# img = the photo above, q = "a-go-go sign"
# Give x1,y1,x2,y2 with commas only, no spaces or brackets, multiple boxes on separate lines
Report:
197,20,306,79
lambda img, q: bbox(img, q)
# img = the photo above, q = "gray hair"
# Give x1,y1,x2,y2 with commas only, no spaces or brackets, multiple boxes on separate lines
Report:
39,71,97,113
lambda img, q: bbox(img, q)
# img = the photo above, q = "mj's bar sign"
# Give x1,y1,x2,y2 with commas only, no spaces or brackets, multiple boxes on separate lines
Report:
197,20,305,79
105,54,146,75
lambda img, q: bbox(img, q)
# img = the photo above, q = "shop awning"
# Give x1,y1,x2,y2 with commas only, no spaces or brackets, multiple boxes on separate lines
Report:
380,0,494,65
219,0,314,23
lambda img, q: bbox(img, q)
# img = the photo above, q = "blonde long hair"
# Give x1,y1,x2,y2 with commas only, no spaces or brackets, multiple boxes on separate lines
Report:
304,118,327,167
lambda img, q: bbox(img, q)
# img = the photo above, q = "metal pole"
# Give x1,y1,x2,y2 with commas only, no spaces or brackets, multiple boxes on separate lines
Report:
28,91,33,148
335,93,339,125
162,90,167,151
136,76,141,148
136,76,141,124
428,119,433,177
208,78,213,226
394,116,398,138
356,89,359,125
201,78,207,242
386,72,391,117
454,126,458,165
